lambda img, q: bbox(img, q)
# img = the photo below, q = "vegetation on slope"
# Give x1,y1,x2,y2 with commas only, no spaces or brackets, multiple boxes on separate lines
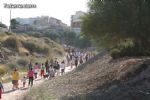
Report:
0,32,64,77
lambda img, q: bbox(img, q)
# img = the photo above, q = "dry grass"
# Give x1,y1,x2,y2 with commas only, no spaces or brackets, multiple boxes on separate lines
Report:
23,54,150,100
0,32,64,57
0,32,64,76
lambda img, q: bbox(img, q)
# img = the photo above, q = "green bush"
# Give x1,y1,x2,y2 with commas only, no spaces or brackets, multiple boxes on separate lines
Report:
0,68,6,75
7,63,19,69
110,49,121,59
111,42,150,59
22,41,50,55
120,43,150,57
22,41,36,53
0,65,8,75
17,58,29,67
2,36,20,51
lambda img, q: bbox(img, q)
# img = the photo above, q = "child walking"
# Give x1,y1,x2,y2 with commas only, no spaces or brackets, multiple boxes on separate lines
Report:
21,76,27,87
0,81,4,99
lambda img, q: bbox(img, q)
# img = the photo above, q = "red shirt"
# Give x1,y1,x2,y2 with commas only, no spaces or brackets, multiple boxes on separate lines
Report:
28,70,34,77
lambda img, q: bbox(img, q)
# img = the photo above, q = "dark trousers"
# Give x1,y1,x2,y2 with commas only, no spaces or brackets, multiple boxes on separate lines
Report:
28,77,34,86
0,93,1,99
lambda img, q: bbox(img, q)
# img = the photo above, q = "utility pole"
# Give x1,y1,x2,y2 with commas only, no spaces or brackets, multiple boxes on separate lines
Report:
9,10,11,32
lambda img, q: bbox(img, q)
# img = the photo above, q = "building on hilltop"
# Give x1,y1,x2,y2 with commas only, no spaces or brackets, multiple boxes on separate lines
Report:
32,16,50,30
16,17,36,25
14,16,68,32
71,11,85,33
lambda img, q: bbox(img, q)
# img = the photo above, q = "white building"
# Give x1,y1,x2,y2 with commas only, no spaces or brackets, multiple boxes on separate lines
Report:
16,17,36,25
71,11,85,33
15,16,68,30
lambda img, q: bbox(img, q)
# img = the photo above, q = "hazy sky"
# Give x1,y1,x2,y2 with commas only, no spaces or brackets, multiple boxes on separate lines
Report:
0,0,88,26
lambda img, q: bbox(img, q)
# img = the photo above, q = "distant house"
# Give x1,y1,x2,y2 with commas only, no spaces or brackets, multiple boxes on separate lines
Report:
71,11,85,33
15,16,68,32
11,24,33,32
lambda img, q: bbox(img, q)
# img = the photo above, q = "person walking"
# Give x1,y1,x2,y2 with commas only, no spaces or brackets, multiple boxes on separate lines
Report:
28,61,32,70
53,58,60,76
0,81,4,99
27,68,34,87
45,60,50,75
11,68,19,90
21,76,27,88
34,62,39,79
79,56,83,64
85,53,88,62
60,60,65,75
40,63,45,78
74,57,78,68
49,66,55,78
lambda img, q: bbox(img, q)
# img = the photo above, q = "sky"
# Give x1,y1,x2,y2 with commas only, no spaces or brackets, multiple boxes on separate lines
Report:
0,0,88,26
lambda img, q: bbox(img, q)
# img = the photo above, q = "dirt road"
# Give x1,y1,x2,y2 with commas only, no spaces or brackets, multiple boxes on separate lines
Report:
2,65,75,100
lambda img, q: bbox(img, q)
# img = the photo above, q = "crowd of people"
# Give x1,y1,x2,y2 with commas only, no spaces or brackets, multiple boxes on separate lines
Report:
65,47,93,69
0,47,93,99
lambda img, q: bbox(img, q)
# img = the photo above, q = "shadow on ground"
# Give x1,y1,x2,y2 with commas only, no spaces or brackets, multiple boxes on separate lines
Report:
4,89,16,94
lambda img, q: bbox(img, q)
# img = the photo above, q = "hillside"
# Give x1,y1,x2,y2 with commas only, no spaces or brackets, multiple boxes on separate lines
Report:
23,51,150,100
0,32,64,76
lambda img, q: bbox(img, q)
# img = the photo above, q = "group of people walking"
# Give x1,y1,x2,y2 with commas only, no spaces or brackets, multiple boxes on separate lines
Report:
26,58,67,87
0,47,93,99
65,47,91,69
0,58,67,99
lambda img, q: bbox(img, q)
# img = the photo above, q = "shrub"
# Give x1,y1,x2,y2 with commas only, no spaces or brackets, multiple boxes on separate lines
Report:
111,41,150,59
43,37,51,44
22,41,50,55
22,41,36,53
122,43,150,57
53,48,63,56
2,36,20,51
17,58,29,67
0,65,8,75
7,63,19,69
110,49,121,59
0,68,6,75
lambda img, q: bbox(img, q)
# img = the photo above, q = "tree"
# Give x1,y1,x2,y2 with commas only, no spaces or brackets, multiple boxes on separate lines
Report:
10,19,20,29
0,22,7,28
74,34,91,49
59,31,77,46
82,0,150,50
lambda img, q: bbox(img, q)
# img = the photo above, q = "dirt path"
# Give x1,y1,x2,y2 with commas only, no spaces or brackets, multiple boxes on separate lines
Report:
2,77,44,100
2,65,75,100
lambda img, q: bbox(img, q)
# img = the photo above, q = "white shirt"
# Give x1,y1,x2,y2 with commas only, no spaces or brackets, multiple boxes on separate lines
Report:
60,63,65,69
